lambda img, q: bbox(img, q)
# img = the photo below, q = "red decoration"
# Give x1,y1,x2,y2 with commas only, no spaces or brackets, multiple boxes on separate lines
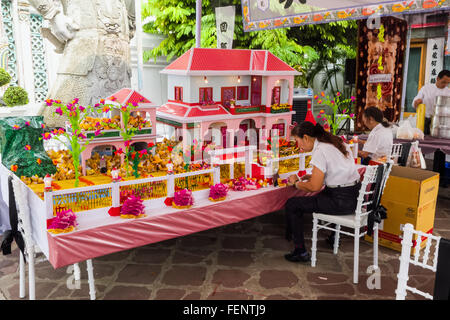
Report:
108,207,121,216
164,197,174,206
304,100,316,125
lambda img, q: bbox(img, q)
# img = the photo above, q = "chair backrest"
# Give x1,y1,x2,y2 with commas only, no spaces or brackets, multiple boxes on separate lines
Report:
11,175,34,260
354,162,392,221
391,143,403,164
395,223,441,300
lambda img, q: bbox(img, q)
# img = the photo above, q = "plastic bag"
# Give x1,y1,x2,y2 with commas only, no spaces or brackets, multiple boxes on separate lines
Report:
0,116,56,177
411,127,424,140
406,141,426,169
396,120,414,140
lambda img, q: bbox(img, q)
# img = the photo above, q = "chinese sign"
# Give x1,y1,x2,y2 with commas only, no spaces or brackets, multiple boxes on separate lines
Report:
216,6,236,49
241,0,450,32
425,38,444,85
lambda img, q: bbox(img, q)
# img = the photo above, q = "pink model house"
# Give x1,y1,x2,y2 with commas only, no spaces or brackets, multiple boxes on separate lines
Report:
80,88,159,175
157,48,299,149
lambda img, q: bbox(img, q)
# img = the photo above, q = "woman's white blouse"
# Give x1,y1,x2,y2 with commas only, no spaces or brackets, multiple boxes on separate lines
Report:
310,139,360,186
362,123,393,160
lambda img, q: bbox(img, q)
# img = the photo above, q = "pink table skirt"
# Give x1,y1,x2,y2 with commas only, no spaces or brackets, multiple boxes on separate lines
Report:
47,187,317,268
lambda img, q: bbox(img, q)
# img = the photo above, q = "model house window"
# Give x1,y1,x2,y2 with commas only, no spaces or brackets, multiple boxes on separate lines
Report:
237,86,249,100
199,87,213,104
174,86,183,101
272,123,285,136
221,87,236,107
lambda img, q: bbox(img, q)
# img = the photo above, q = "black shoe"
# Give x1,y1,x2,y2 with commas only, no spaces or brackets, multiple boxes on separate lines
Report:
284,250,311,263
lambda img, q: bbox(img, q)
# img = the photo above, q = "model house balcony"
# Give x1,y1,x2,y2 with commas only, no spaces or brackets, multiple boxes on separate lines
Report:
223,103,292,115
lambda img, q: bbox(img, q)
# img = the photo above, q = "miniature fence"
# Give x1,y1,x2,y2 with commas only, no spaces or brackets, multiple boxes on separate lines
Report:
44,168,219,217
208,146,256,180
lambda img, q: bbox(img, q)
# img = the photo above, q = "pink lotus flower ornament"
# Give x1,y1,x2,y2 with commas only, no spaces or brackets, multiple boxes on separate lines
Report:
209,183,228,200
121,196,146,217
48,209,77,231
173,189,194,207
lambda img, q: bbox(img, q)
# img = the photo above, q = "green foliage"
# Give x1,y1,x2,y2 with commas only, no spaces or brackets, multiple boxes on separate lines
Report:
3,86,29,107
142,0,357,90
0,67,11,87
289,21,358,94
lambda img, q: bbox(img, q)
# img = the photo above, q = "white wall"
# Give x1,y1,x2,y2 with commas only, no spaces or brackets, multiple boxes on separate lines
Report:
189,75,251,104
167,75,189,101
130,33,170,106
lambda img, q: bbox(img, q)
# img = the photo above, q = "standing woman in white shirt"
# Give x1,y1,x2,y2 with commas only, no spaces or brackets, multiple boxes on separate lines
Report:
284,122,361,263
412,69,450,135
358,106,393,165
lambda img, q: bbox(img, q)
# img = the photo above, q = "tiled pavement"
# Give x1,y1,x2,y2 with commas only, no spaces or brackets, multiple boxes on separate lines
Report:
0,187,449,301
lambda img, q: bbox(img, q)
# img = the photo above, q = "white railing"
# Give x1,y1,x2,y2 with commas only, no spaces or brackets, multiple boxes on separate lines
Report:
43,167,220,219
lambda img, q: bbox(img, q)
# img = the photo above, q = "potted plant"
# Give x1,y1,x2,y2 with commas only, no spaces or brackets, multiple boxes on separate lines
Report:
314,91,355,135
0,67,30,116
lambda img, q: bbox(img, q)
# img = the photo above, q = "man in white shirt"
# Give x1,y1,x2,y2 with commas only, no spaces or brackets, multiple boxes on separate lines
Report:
413,69,450,135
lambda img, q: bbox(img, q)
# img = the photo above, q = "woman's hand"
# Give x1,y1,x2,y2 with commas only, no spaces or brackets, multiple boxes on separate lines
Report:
358,150,371,158
301,174,312,181
287,174,299,186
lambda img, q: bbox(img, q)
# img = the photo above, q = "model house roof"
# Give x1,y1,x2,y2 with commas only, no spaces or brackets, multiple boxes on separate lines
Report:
158,102,231,119
106,88,158,108
161,48,300,76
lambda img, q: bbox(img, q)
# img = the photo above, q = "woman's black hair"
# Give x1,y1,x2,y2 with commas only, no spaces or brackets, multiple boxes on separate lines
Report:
363,106,390,128
291,122,349,157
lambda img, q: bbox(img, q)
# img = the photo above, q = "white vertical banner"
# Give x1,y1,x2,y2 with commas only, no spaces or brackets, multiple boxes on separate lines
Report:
425,37,445,85
215,6,235,49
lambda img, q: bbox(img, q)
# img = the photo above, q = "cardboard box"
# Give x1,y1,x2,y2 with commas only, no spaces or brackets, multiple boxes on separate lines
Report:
365,166,439,253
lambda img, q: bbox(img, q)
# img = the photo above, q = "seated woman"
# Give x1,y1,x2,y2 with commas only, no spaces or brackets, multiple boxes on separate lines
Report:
358,106,393,165
284,122,361,262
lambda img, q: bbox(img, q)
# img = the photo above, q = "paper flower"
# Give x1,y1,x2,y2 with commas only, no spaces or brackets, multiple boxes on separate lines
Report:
231,177,247,191
25,121,30,127
36,158,42,165
120,195,146,219
209,183,228,201
47,209,77,234
13,125,20,130
24,145,31,151
164,197,174,206
173,189,194,207
10,165,18,172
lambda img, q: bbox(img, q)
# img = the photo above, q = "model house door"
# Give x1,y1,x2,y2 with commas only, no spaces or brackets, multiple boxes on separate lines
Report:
272,86,281,104
251,76,262,106
221,87,236,107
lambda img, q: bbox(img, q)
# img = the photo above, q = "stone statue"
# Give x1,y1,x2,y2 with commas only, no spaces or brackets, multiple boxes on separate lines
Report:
29,0,136,127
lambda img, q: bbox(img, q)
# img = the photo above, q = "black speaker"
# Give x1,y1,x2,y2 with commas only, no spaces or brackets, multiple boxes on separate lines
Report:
345,59,356,85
